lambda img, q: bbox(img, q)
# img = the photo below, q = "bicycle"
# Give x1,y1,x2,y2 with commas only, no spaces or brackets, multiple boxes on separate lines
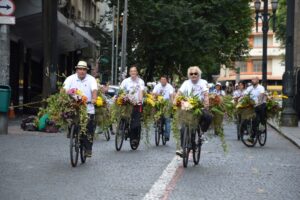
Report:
181,124,203,168
115,117,141,151
240,118,267,147
236,114,241,141
154,117,167,146
69,122,86,167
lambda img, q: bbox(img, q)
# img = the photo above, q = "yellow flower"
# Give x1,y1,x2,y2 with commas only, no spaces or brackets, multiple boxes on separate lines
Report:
146,98,155,107
96,96,103,107
75,89,83,96
157,95,164,102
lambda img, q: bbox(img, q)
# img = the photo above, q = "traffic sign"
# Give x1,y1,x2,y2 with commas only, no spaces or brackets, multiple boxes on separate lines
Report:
0,16,15,24
0,0,15,16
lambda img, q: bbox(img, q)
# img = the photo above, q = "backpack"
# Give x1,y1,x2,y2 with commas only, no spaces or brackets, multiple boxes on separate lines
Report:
21,116,38,131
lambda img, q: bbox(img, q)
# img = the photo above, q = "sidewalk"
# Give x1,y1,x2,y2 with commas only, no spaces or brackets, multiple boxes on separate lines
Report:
268,120,300,149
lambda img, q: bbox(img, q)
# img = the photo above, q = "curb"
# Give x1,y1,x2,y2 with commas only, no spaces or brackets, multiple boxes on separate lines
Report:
268,121,300,149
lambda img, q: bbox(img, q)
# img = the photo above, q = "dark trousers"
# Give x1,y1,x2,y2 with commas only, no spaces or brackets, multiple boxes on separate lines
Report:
83,114,96,151
130,105,142,140
252,103,266,137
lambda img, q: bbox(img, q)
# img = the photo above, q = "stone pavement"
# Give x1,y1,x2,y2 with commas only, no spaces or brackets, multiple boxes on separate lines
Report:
268,120,300,148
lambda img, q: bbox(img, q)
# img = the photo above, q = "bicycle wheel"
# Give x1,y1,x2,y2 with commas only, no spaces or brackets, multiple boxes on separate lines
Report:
80,139,86,164
258,123,267,146
236,115,241,140
182,126,190,168
193,129,202,165
161,119,167,146
130,126,141,150
154,121,160,146
115,120,125,151
240,119,257,147
69,124,79,167
104,128,111,141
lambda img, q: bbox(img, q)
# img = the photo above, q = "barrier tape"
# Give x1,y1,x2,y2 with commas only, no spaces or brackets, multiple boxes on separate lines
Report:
11,100,45,109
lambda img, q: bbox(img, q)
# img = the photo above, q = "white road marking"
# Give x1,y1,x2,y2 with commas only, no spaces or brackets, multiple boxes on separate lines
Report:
143,156,180,200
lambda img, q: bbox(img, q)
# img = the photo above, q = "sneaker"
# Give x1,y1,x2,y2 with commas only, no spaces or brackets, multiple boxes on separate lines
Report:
85,150,92,158
176,148,183,157
247,138,254,144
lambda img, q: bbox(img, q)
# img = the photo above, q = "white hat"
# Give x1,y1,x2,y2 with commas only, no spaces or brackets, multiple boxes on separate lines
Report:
75,61,88,69
216,82,222,86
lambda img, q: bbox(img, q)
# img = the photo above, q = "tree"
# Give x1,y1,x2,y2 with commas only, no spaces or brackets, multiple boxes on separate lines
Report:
107,0,252,82
274,0,286,44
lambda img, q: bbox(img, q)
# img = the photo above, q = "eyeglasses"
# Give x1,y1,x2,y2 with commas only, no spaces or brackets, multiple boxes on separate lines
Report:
189,73,198,76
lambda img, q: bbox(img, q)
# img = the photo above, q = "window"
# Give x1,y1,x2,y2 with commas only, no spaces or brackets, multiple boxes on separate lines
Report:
253,35,274,47
254,36,263,47
253,60,262,72
236,61,247,72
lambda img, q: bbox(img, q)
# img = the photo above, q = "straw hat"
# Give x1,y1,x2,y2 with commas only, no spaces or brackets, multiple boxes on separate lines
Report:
75,61,88,69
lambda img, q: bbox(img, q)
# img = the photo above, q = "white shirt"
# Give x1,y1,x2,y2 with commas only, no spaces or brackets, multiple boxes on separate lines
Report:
212,89,225,96
245,84,266,105
179,79,208,100
233,89,245,98
120,77,145,102
63,74,98,114
152,83,174,100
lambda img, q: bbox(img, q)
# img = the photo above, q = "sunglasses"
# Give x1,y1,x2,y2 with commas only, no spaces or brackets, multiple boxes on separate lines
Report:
189,73,198,76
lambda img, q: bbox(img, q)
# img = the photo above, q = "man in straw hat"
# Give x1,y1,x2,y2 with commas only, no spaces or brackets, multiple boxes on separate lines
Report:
63,61,98,157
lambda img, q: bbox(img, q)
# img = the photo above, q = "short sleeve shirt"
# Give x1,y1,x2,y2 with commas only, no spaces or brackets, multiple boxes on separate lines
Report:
63,74,98,114
245,84,266,105
233,89,245,98
212,89,225,96
152,83,174,100
179,79,208,100
120,77,145,101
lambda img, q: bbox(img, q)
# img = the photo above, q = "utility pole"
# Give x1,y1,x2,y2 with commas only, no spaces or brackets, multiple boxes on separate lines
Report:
0,24,10,134
281,0,298,127
111,5,116,84
120,0,128,81
114,0,120,85
42,0,58,97
261,0,268,88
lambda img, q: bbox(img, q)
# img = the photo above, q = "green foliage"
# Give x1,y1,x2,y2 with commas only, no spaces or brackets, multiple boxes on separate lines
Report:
107,0,252,81
274,0,286,44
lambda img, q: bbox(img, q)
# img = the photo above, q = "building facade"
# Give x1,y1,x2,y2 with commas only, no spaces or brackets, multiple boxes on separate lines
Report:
7,0,111,113
217,3,285,90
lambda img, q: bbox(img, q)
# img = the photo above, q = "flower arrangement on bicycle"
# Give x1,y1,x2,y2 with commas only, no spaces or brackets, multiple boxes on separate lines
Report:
266,94,285,122
95,90,111,132
209,94,234,152
37,88,89,134
110,89,137,124
235,94,256,120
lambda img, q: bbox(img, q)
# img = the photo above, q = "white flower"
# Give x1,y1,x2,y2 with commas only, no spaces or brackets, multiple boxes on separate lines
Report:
181,101,193,111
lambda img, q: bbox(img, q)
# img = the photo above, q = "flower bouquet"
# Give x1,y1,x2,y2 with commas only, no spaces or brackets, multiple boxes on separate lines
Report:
266,94,283,121
38,88,89,134
208,94,234,152
173,95,203,128
95,91,111,131
110,90,135,122
236,94,256,120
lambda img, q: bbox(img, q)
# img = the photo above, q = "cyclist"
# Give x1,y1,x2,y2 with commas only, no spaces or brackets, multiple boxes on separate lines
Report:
244,77,267,143
174,66,211,156
63,61,98,158
152,75,174,141
212,82,225,96
233,81,247,102
120,65,145,148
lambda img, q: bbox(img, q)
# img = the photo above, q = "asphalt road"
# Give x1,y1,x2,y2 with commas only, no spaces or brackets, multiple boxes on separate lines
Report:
0,123,299,200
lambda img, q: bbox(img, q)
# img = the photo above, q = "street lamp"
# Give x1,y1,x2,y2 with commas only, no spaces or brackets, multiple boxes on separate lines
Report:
254,0,278,88
280,0,298,127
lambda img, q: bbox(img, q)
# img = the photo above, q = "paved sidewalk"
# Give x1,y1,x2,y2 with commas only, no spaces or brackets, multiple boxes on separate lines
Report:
268,120,300,149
